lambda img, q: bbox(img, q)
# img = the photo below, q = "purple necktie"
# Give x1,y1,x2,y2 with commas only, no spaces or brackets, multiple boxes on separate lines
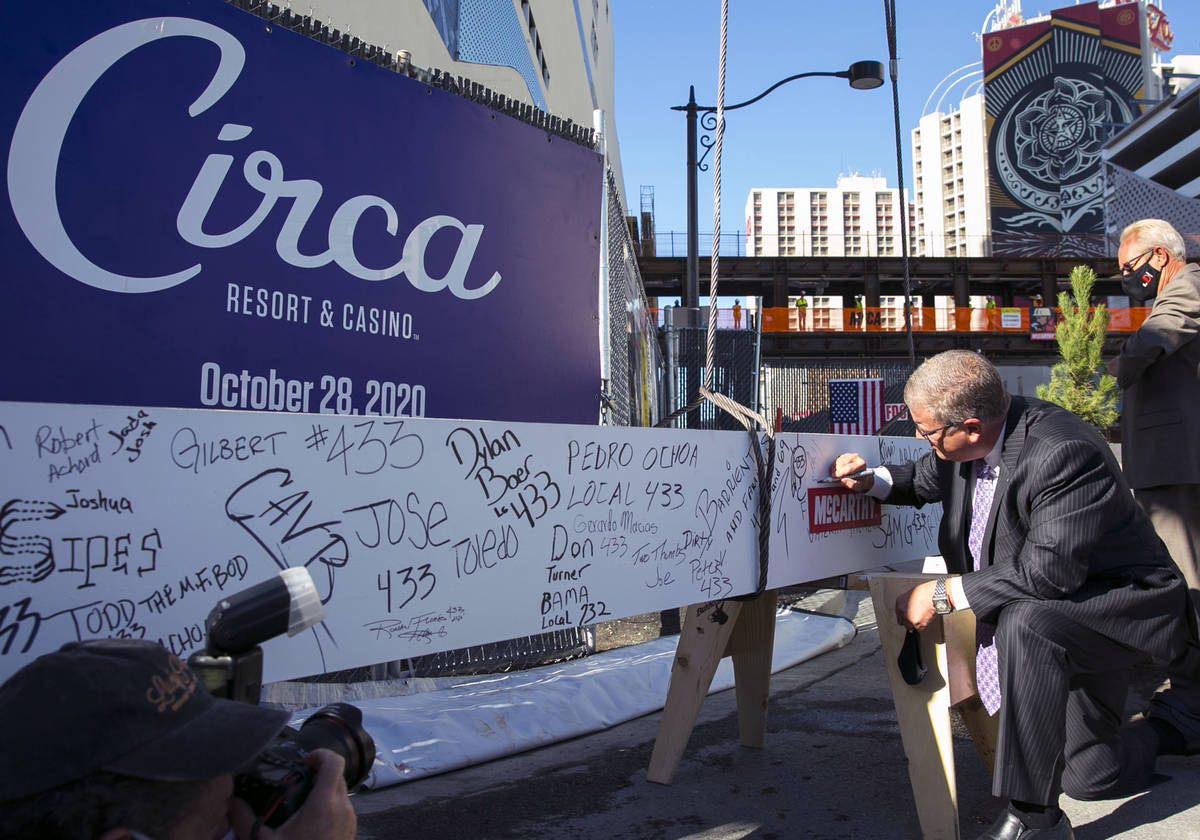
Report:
970,460,1001,715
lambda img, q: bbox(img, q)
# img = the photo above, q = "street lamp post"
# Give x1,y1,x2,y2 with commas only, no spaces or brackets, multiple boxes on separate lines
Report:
672,61,885,316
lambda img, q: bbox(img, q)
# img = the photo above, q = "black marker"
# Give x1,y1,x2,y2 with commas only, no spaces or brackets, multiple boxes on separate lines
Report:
816,468,876,484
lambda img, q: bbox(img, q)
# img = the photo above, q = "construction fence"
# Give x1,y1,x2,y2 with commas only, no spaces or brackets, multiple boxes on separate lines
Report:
760,359,916,436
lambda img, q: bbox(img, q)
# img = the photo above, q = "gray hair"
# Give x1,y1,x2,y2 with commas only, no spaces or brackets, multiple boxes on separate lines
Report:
1121,218,1186,262
904,350,1009,424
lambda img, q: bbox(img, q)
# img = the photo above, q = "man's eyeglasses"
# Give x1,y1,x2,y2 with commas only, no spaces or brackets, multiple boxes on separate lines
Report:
1120,248,1154,276
915,421,957,441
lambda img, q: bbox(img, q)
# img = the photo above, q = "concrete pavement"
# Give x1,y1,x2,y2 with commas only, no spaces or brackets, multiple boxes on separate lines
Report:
351,592,1200,839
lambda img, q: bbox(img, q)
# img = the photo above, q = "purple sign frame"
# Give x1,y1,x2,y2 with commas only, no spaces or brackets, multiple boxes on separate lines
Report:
1,1,602,424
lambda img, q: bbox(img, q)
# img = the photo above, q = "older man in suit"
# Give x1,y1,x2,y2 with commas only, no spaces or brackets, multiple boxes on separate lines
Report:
1110,219,1200,614
833,350,1200,840
1107,217,1200,785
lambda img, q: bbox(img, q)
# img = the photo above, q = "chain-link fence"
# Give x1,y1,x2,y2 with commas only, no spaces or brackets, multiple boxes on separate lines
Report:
604,170,664,427
660,320,761,430
406,628,596,677
761,358,915,435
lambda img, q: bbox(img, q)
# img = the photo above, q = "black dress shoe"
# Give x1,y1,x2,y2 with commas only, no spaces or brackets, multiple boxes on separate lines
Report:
976,809,1073,840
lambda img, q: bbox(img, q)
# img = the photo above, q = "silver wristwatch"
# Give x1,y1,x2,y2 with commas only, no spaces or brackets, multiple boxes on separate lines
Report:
932,578,953,614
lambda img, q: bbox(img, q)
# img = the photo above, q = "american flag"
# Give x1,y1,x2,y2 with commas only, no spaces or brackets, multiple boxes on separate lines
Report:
829,378,884,435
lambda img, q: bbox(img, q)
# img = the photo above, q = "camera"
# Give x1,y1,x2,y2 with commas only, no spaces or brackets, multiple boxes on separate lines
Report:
189,568,377,827
235,701,375,827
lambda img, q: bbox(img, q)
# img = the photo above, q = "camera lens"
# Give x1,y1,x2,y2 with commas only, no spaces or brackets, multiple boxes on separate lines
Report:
295,702,376,788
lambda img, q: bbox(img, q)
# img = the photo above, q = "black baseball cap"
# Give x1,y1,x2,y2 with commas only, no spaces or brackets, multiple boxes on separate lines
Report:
0,639,289,801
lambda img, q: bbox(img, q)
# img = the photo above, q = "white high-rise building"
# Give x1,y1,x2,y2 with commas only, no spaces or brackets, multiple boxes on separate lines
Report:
301,0,625,210
911,92,991,257
744,175,909,257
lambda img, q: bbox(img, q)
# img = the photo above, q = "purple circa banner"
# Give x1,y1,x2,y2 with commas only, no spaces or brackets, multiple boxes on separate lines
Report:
1,0,602,424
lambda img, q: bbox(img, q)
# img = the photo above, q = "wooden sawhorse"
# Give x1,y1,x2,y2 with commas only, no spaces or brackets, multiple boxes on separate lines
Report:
868,572,998,839
645,575,997,840
647,590,780,783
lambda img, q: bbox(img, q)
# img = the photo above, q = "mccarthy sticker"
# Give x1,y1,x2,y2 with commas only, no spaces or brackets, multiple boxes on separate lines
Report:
807,487,881,533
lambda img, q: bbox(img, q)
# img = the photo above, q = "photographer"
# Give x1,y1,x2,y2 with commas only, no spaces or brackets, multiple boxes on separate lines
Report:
0,639,356,840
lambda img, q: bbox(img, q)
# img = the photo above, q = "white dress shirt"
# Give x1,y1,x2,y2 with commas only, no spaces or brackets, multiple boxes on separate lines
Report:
864,433,1005,611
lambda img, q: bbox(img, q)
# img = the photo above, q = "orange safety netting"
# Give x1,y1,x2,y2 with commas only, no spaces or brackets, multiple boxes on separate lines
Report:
650,307,1151,334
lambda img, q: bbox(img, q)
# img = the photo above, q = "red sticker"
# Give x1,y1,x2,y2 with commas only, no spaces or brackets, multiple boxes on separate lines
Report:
808,487,881,533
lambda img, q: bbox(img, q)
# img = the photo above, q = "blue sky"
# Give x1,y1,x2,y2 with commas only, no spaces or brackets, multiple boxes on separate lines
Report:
612,0,1200,253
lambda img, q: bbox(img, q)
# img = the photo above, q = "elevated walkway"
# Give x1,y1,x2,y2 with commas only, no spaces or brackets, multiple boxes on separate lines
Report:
637,254,1123,304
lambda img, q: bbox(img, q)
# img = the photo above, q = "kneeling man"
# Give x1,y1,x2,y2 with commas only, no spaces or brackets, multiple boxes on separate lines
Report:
833,350,1200,840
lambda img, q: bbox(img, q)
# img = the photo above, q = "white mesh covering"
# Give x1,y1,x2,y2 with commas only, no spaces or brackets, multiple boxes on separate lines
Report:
1105,162,1200,258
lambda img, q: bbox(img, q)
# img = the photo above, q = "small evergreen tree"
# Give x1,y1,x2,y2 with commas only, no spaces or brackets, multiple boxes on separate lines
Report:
1036,265,1118,431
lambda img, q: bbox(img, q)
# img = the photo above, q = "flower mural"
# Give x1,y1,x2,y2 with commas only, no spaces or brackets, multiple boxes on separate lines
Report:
1014,77,1109,185
983,2,1142,257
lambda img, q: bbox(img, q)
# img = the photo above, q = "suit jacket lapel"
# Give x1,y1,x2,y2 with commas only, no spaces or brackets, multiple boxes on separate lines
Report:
980,397,1028,568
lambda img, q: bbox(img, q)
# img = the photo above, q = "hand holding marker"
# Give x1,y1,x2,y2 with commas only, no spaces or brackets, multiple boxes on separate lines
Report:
816,468,876,485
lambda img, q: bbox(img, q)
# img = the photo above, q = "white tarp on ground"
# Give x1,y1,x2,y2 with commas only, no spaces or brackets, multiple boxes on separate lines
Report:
318,608,854,789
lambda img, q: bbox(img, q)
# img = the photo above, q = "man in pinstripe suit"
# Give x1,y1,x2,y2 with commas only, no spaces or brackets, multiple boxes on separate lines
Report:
833,350,1200,840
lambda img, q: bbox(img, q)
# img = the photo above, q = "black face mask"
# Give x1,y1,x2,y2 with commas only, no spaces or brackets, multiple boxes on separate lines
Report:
1122,260,1162,303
